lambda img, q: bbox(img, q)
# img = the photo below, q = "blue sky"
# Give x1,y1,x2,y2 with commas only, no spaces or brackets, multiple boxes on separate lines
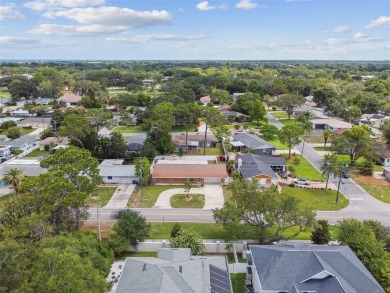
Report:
0,0,389,60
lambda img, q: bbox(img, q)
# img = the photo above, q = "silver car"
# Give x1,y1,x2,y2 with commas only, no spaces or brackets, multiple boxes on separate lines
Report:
292,178,311,185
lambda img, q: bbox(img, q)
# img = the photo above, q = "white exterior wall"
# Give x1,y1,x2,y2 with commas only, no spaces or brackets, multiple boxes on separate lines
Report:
382,158,390,167
102,176,136,184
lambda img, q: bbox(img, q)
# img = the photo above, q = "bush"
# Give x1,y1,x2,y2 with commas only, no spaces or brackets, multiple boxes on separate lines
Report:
293,157,300,165
44,144,50,151
289,183,295,187
0,120,16,130
40,128,55,140
311,220,331,244
113,210,150,247
6,126,23,139
170,229,205,255
170,223,182,238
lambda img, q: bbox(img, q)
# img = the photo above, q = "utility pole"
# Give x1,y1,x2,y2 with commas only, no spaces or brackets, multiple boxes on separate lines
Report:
335,160,343,204
300,138,306,159
97,206,101,241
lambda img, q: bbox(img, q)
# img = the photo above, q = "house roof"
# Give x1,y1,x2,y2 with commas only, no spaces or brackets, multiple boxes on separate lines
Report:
172,133,217,145
232,132,275,149
310,119,352,129
56,93,82,103
99,165,135,177
378,144,390,159
238,153,286,179
39,136,69,146
152,163,228,179
116,248,231,293
17,117,52,125
199,96,211,103
250,243,385,293
0,135,39,147
0,158,47,177
221,111,249,118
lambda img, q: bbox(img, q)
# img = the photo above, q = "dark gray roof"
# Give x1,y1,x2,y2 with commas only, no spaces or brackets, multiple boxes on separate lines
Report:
233,132,275,149
221,111,249,118
250,243,385,293
238,153,286,179
210,264,232,293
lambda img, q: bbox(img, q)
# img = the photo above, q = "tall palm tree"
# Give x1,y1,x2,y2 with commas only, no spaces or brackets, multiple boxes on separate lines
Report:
323,129,332,148
2,168,24,194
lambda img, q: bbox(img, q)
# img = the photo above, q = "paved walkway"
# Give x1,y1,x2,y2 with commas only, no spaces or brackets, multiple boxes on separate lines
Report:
153,185,224,209
103,184,135,209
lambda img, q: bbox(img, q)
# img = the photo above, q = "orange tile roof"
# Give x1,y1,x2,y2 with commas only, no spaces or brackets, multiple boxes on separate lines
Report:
152,163,228,179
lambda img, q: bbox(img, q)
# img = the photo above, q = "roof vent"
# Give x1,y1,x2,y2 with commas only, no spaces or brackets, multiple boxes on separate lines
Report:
179,265,183,273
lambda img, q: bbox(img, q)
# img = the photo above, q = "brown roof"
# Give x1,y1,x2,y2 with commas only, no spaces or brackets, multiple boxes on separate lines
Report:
217,104,231,112
39,136,69,146
200,96,211,103
57,93,82,103
152,163,228,179
378,144,390,159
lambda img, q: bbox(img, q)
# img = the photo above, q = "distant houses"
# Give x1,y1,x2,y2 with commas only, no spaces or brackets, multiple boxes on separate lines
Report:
56,93,82,107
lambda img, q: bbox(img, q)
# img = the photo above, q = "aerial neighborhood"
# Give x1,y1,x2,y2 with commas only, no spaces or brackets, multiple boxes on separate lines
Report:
0,60,389,293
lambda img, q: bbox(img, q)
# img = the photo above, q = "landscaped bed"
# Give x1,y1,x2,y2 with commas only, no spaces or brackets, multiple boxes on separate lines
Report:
128,185,185,208
86,186,117,207
170,193,205,208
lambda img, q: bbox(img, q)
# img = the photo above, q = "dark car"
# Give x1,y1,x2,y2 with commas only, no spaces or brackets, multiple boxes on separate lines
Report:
278,170,288,178
342,171,350,179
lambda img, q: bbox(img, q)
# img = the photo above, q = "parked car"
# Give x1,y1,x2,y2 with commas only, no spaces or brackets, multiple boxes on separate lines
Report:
278,170,288,177
292,178,311,185
342,171,350,178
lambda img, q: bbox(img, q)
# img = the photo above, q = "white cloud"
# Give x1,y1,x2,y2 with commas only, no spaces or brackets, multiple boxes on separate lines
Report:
0,36,40,45
235,0,258,9
107,34,206,43
366,16,390,29
42,6,172,28
29,24,128,36
0,4,24,20
24,0,105,11
329,25,351,33
196,1,226,11
353,32,368,39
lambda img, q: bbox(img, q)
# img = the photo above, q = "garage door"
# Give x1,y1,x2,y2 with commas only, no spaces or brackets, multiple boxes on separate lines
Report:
204,178,221,184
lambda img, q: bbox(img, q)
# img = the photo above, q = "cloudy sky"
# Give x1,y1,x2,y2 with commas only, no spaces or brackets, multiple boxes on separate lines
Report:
0,0,389,60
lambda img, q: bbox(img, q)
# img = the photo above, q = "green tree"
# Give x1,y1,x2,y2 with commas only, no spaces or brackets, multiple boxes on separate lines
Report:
59,113,95,148
170,229,205,255
135,157,151,185
0,120,16,130
84,109,112,134
213,181,316,244
260,124,279,140
175,103,200,151
2,168,24,193
296,111,313,123
113,210,150,247
311,220,331,244
200,107,226,155
382,119,390,144
184,178,192,199
248,99,266,123
170,223,182,238
275,94,305,119
6,126,23,139
210,89,232,105
278,124,304,159
320,153,339,190
323,129,332,148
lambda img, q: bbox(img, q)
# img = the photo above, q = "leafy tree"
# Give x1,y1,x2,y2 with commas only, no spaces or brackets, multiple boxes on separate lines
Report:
248,99,266,123
84,109,112,133
59,113,95,148
141,138,158,159
323,129,332,148
9,77,39,100
175,103,200,151
113,210,150,247
135,157,151,185
382,119,390,144
94,132,127,159
40,128,55,140
0,120,16,130
6,126,23,139
275,94,305,119
184,179,192,199
210,89,232,105
200,107,226,155
2,168,24,193
50,110,66,130
170,229,205,255
260,124,279,140
296,111,313,123
320,153,339,190
311,220,331,244
278,124,304,159
170,223,182,238
213,181,316,244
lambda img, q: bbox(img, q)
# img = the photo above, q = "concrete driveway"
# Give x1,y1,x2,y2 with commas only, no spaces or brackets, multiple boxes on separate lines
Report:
153,185,224,209
103,184,136,209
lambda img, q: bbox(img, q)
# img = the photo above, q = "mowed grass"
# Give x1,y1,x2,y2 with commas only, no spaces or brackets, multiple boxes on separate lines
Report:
113,126,146,134
282,187,349,210
353,177,390,204
0,90,10,97
189,146,224,156
336,155,383,172
280,119,302,126
269,111,290,119
22,127,36,135
230,274,246,293
128,185,185,208
170,194,205,208
86,186,117,207
25,149,50,157
265,136,289,150
282,154,324,181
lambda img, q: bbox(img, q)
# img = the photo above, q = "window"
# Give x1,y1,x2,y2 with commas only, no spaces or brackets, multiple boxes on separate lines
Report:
108,176,113,179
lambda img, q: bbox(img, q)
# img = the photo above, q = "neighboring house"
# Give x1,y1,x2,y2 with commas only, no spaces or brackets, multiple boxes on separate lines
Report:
0,135,39,152
247,243,385,293
116,248,232,293
221,111,250,122
310,118,353,131
0,158,47,177
10,109,35,117
126,133,147,152
151,158,228,185
142,79,154,85
359,113,390,129
172,132,218,152
0,146,12,159
17,117,51,128
231,132,276,156
0,117,22,124
39,137,69,151
56,93,82,107
238,153,286,187
378,144,390,167
199,96,211,105
99,159,137,184
232,92,245,101
215,104,231,112
383,166,390,180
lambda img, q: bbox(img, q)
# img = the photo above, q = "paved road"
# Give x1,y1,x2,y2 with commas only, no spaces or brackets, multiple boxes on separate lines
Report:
266,113,284,130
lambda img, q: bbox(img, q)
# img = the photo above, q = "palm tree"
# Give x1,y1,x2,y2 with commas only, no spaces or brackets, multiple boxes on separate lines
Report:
2,168,24,193
296,111,313,123
323,129,332,148
301,121,313,142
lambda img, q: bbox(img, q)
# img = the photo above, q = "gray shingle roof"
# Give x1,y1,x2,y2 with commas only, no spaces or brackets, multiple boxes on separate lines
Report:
238,153,286,179
99,165,135,177
0,135,39,147
250,243,385,293
233,132,275,149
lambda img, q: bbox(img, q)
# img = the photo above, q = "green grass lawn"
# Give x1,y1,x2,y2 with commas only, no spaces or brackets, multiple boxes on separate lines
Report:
189,146,224,156
149,222,228,239
86,186,117,207
0,194,12,203
170,194,205,208
0,90,10,97
280,119,302,127
22,127,36,135
113,126,146,134
128,185,185,208
107,89,128,96
314,146,332,151
171,125,196,132
353,178,390,203
282,187,349,210
25,149,50,157
269,111,291,119
231,274,246,293
335,155,383,172
282,154,324,181
266,137,289,150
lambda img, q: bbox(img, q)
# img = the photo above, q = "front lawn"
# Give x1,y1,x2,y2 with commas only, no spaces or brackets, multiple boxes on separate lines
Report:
266,137,289,150
282,187,349,210
0,90,10,97
280,119,302,127
113,126,146,134
128,185,185,208
170,194,205,208
282,154,324,181
269,111,290,119
353,176,390,203
86,186,117,207
231,274,246,293
22,127,36,135
25,149,50,157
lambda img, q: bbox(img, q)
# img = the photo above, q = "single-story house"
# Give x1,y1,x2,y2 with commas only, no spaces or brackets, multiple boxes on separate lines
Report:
231,132,276,156
0,145,12,159
0,135,39,152
359,113,390,129
378,144,390,167
125,133,147,152
142,79,153,85
99,159,137,184
116,248,232,293
238,153,286,187
199,95,211,105
172,132,218,151
247,243,385,293
17,117,51,128
221,111,250,122
56,93,82,107
0,158,47,177
215,104,231,112
152,162,228,185
383,166,390,180
10,109,35,117
39,137,69,151
310,118,353,131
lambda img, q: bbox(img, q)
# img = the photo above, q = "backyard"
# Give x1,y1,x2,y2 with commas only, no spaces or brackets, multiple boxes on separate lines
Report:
170,193,205,208
86,186,117,207
231,274,246,293
128,185,185,208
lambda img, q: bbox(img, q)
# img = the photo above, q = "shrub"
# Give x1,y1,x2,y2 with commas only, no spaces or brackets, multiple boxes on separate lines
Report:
44,144,50,151
311,220,331,244
289,183,295,187
6,126,23,139
170,223,182,238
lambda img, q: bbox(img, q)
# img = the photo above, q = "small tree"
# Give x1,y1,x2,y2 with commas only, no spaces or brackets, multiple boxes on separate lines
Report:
2,168,24,193
113,210,150,247
184,178,192,199
170,229,205,255
170,223,182,238
178,147,184,158
135,157,151,186
6,126,23,139
323,129,332,148
278,124,304,159
311,220,331,244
